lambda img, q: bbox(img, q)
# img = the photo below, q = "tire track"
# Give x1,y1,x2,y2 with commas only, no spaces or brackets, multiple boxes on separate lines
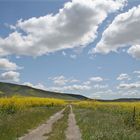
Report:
18,108,65,140
66,105,82,140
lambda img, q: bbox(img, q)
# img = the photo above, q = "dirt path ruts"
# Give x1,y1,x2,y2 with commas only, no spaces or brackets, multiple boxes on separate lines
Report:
66,105,82,140
18,108,65,140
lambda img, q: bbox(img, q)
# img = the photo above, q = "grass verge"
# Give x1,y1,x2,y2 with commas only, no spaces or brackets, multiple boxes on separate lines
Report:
0,107,62,140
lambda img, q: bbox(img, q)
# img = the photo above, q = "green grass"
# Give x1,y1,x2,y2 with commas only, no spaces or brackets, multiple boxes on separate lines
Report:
74,107,140,140
0,107,62,140
46,106,70,140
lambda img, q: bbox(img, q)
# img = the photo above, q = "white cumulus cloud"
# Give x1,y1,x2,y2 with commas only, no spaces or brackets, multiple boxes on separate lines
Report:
117,73,130,80
117,82,140,90
0,0,126,57
90,76,103,82
0,58,20,70
23,82,46,90
94,5,140,59
133,70,140,74
49,75,79,86
127,45,140,59
49,84,91,93
0,71,20,82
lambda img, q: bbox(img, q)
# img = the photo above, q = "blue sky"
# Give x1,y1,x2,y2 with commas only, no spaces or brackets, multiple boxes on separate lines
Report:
0,0,140,99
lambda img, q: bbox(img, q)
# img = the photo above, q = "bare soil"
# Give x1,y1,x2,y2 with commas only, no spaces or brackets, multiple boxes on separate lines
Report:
18,108,65,140
65,105,82,140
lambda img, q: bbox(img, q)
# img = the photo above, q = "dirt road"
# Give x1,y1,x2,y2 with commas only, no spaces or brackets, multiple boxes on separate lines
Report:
18,108,65,140
18,105,82,140
65,105,82,140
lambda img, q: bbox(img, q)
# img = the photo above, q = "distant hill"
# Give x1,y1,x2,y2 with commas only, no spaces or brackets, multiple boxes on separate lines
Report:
96,98,140,102
0,82,88,100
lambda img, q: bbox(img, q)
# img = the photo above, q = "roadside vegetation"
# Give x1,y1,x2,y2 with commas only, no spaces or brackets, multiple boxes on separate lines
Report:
0,96,65,140
73,101,140,140
0,107,63,140
0,96,65,114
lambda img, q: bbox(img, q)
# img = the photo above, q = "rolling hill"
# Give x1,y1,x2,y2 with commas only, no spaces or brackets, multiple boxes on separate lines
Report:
96,98,140,102
0,82,88,100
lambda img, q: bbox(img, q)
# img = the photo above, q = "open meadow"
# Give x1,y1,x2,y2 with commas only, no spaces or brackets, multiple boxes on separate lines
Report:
73,101,140,140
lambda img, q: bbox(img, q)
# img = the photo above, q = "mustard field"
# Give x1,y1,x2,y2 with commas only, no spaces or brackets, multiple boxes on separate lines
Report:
74,100,140,111
1,97,140,140
0,96,65,114
74,101,140,126
0,96,64,140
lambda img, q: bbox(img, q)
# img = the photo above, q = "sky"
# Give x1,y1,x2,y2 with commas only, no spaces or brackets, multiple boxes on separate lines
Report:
0,0,140,99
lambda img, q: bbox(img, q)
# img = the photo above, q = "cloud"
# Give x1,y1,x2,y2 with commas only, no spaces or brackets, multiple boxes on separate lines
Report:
49,75,79,86
23,82,46,90
23,81,90,94
49,84,91,92
50,75,68,86
70,79,80,83
23,82,33,87
121,90,139,96
90,76,103,82
91,89,113,99
127,45,140,59
117,73,130,80
133,70,140,79
62,51,67,56
133,71,140,74
93,84,108,89
83,81,91,85
0,58,20,70
117,82,140,90
63,84,91,91
48,76,108,94
94,5,140,59
0,71,20,82
0,0,125,57
70,54,77,59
